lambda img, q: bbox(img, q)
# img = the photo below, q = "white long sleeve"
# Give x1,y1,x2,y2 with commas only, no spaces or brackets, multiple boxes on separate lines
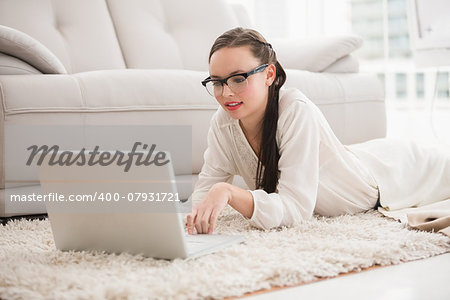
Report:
190,88,379,230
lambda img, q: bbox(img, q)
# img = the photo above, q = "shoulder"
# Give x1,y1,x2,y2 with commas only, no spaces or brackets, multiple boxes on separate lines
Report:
276,88,324,148
278,87,309,109
278,88,320,126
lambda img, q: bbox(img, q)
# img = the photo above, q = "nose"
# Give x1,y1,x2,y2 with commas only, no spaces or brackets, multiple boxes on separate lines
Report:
221,83,234,97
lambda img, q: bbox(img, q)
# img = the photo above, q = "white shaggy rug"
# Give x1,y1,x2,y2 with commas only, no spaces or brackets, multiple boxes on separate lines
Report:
1,209,449,300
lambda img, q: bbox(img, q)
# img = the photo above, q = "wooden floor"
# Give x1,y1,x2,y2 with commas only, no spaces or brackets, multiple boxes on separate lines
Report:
240,252,450,300
226,263,386,299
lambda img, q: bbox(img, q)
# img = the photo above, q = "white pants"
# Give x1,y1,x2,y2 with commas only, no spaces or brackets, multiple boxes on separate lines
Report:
349,139,450,211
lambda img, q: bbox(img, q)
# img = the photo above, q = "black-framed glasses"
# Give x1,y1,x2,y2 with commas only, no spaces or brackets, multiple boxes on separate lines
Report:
201,64,269,97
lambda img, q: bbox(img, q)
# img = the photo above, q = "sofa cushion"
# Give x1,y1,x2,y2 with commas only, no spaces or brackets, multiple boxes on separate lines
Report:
0,0,125,73
272,35,363,72
106,0,240,71
0,53,41,75
105,0,184,70
322,55,359,73
230,3,253,28
0,25,67,74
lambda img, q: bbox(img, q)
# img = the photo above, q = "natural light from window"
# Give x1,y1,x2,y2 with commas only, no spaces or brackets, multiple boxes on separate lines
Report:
228,0,450,145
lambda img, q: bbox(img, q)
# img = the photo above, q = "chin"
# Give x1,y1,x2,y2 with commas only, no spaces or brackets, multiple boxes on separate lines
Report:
227,113,241,120
226,110,246,120
222,106,243,119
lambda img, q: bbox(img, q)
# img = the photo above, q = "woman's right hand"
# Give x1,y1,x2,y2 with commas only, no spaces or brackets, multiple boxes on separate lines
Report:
186,182,232,234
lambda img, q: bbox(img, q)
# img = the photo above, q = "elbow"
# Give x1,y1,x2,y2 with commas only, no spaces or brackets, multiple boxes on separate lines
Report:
248,208,284,231
247,191,315,230
279,205,314,227
249,218,280,231
249,211,308,230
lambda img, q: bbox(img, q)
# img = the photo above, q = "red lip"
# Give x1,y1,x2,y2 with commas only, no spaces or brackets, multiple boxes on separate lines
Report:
225,101,243,111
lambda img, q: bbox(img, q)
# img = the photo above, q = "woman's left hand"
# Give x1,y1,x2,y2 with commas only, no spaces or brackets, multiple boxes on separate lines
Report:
186,182,231,234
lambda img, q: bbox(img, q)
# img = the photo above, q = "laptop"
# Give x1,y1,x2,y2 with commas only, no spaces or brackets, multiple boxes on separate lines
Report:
36,149,244,260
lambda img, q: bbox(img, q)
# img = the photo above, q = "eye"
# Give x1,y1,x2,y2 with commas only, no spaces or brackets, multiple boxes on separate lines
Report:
212,81,222,87
230,76,246,84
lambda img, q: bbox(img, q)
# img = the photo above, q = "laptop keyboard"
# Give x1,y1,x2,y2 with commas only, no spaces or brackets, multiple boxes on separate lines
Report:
182,234,244,257
184,234,226,251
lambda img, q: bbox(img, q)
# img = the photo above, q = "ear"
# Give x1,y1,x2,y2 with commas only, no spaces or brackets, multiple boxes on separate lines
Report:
265,64,276,87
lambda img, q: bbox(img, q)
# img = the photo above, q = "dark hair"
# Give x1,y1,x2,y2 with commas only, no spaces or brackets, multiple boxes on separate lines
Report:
208,27,287,193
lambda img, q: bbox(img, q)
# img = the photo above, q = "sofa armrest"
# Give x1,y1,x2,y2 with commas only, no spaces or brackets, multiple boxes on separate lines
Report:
284,70,386,144
272,35,363,72
0,52,41,75
0,25,67,74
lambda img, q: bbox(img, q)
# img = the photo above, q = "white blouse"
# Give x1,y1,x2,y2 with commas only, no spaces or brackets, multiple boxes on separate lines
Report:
190,88,379,230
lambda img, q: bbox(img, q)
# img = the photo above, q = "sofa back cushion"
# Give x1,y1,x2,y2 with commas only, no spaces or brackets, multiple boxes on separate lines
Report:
0,0,125,73
106,0,240,71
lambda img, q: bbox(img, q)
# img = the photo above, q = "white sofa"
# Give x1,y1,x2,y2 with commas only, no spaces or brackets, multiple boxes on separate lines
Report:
0,0,386,218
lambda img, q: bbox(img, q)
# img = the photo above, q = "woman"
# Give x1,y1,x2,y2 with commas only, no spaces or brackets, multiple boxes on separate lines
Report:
186,27,450,234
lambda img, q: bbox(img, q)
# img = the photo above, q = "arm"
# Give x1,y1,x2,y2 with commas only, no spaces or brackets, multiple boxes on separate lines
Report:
187,182,254,234
187,111,239,233
189,111,236,205
188,98,322,233
209,182,254,219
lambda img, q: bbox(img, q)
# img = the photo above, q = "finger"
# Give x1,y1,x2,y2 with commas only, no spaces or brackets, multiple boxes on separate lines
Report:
194,209,204,234
186,214,192,233
200,209,212,234
185,219,193,235
194,208,206,234
187,209,197,234
207,209,220,234
186,214,191,227
186,210,194,226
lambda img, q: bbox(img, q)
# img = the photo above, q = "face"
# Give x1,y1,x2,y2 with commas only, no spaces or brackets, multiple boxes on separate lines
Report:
209,46,276,127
